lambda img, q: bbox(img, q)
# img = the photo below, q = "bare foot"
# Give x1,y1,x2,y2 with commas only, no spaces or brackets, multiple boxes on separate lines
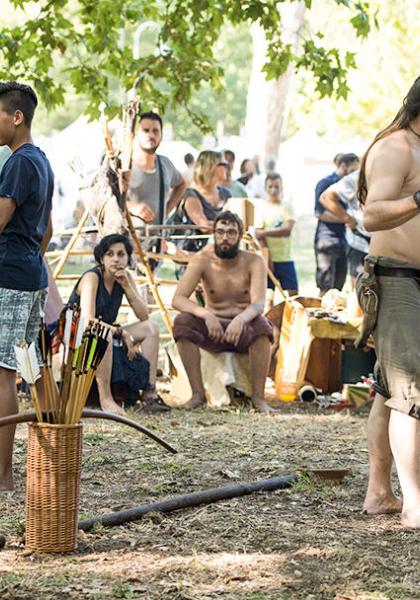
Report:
362,493,402,515
251,397,276,414
401,507,420,528
182,393,207,410
100,397,126,416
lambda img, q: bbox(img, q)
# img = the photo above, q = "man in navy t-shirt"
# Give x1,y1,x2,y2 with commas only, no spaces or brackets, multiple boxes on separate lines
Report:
314,153,359,293
0,81,53,490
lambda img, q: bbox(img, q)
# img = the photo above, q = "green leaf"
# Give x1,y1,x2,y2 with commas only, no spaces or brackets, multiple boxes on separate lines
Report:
350,12,371,37
2,0,374,132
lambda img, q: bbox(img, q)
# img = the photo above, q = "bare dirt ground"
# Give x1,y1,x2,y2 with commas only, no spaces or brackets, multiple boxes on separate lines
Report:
0,395,419,600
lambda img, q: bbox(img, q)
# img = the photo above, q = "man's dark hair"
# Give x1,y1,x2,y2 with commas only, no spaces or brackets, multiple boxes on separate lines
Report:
265,172,282,185
224,149,235,163
94,234,134,267
139,111,163,129
240,158,251,174
333,152,343,166
0,81,38,127
358,76,420,205
184,152,194,166
214,210,244,237
337,153,359,167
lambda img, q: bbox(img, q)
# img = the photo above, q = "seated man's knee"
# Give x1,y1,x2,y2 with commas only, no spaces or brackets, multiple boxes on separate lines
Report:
147,319,160,339
249,334,271,349
173,312,197,328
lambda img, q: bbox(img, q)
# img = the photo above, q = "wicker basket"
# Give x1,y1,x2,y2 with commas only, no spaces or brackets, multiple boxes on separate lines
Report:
25,422,83,552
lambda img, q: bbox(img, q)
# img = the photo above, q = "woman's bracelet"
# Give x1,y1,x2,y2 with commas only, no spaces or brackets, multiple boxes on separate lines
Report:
113,324,123,341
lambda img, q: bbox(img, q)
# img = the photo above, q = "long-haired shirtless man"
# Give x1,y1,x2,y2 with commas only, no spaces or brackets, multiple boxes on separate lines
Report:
359,76,420,527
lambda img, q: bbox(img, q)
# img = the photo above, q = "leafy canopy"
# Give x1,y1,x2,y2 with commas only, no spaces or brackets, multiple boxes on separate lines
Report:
1,0,372,126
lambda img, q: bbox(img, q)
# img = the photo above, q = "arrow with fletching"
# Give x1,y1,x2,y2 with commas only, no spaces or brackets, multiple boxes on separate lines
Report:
14,342,43,423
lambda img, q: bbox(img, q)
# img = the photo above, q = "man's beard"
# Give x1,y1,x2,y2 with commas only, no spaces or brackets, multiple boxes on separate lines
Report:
214,241,240,259
141,145,158,155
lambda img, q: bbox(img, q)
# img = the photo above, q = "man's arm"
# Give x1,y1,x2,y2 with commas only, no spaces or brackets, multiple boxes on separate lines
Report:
318,210,346,223
0,197,16,233
257,219,295,239
238,254,266,323
320,190,356,228
40,213,53,255
363,138,418,231
166,175,186,215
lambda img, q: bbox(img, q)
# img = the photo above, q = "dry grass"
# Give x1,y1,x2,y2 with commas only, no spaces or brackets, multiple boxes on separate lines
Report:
0,397,418,600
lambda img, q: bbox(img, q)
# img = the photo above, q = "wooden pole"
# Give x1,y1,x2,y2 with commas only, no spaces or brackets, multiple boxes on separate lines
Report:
53,208,90,279
124,210,173,336
243,232,288,300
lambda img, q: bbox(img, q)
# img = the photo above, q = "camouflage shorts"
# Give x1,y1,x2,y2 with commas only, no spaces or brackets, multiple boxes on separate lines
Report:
0,287,48,370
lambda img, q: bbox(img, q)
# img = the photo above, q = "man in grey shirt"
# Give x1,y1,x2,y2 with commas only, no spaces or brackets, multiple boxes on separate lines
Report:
127,112,185,225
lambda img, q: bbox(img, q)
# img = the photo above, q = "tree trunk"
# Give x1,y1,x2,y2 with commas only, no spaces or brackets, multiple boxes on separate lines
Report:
245,2,306,163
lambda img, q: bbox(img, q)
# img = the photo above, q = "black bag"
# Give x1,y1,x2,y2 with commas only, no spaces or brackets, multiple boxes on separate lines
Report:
111,344,150,391
164,198,207,253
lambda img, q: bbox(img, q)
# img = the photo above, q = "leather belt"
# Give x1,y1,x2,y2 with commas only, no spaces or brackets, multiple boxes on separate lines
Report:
375,265,420,279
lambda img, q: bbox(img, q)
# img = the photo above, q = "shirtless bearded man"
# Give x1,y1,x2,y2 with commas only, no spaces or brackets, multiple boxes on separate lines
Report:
172,210,274,413
359,76,420,527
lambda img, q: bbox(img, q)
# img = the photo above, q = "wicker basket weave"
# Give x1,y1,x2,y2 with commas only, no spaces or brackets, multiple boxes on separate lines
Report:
25,422,83,552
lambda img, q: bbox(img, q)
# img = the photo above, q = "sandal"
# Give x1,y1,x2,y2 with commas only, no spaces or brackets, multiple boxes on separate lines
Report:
139,387,171,413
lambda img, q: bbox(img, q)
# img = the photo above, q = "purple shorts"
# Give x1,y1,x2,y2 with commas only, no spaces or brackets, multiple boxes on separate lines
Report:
173,313,273,354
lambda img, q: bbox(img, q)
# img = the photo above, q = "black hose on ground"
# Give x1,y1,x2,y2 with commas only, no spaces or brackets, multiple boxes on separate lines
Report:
78,474,298,531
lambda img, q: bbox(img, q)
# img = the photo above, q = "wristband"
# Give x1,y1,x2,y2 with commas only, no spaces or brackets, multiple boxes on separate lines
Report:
413,190,420,210
113,324,123,341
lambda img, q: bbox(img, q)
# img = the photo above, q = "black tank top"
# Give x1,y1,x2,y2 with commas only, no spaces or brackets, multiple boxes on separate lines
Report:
67,267,124,324
183,186,231,222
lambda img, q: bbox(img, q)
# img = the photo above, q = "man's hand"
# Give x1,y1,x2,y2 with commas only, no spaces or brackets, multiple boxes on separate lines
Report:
255,228,266,241
345,216,358,230
122,330,137,360
134,202,155,223
204,314,224,343
114,268,130,290
224,315,245,346
162,240,189,262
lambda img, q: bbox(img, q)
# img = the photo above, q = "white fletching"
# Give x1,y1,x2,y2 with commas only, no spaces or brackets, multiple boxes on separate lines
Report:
14,343,41,384
75,316,85,348
63,308,73,347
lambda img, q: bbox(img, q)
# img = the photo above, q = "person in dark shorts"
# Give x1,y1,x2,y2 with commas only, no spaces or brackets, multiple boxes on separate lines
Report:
314,153,359,293
0,81,54,490
172,211,274,413
319,169,370,288
256,172,298,306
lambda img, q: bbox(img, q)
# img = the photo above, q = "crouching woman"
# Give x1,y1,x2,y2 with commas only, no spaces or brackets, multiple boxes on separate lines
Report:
67,234,169,414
